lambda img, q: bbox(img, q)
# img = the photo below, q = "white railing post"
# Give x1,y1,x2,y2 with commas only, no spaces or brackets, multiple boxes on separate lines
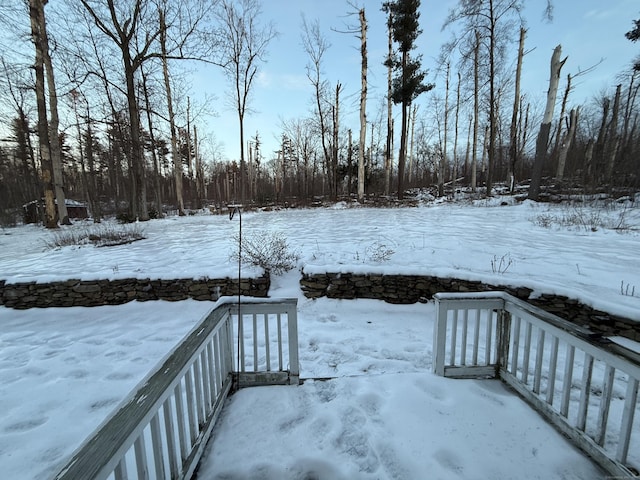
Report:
433,296,448,376
287,303,300,385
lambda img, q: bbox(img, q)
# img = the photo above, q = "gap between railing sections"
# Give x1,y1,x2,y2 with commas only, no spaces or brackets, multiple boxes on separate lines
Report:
433,291,640,479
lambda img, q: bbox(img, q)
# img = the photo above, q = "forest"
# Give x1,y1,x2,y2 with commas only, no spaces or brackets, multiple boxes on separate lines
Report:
0,0,639,228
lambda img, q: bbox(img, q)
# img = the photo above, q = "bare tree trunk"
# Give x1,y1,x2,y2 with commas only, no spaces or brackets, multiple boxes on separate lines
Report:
453,72,461,197
556,107,579,180
486,0,496,197
439,62,450,197
528,45,566,200
464,114,472,180
141,65,163,217
508,27,526,192
385,10,393,197
39,2,69,224
471,30,480,192
605,83,622,183
358,8,367,202
398,48,409,200
552,73,572,166
160,9,185,215
332,83,341,199
29,0,56,228
408,104,417,185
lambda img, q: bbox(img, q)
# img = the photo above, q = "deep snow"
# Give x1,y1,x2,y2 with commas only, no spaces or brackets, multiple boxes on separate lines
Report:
0,199,638,479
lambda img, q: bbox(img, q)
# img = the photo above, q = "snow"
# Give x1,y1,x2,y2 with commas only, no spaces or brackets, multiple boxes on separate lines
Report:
0,199,638,479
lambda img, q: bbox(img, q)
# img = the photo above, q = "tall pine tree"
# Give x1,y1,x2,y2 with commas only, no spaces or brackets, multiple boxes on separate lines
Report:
382,0,433,199
626,17,640,71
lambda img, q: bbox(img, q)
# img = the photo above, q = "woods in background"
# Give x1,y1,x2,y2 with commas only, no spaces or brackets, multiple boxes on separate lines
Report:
0,1,639,227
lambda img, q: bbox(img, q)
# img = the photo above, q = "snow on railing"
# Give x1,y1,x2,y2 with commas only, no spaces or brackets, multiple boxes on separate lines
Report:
51,297,298,480
433,291,640,478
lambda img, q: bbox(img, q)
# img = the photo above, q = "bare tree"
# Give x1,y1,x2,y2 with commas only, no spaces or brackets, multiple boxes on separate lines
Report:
215,0,276,203
528,44,566,200
78,0,213,219
508,26,526,192
445,0,552,195
302,16,332,200
358,7,367,201
28,0,57,228
159,6,184,215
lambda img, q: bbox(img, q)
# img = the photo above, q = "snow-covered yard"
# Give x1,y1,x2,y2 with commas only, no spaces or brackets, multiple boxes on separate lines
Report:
0,198,638,479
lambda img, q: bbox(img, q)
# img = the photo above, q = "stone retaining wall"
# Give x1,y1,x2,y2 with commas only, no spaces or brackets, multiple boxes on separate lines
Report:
300,272,640,342
0,276,270,309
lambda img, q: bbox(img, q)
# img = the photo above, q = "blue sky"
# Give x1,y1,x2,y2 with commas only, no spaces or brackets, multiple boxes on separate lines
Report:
196,0,639,161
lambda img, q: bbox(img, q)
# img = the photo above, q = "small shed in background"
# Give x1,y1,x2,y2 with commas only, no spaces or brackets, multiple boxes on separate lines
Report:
23,199,89,224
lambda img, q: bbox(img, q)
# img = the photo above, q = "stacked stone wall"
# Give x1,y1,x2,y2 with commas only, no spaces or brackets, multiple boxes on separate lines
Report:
300,272,640,341
0,276,269,309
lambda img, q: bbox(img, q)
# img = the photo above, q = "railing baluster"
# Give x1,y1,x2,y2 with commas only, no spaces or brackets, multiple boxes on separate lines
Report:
484,309,493,365
277,313,283,371
472,309,480,365
264,313,271,371
214,332,223,393
595,365,616,446
522,321,532,384
511,316,521,375
162,397,179,478
114,457,128,480
134,433,149,479
150,413,166,480
202,347,212,409
616,377,638,464
237,311,245,372
461,309,468,365
546,336,559,405
560,344,575,418
252,313,258,372
533,328,546,395
174,383,189,459
185,369,197,444
207,344,219,406
450,309,458,366
576,353,594,432
194,356,205,427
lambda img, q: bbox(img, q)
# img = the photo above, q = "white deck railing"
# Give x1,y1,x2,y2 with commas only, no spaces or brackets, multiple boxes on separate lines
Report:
433,291,640,478
51,297,299,480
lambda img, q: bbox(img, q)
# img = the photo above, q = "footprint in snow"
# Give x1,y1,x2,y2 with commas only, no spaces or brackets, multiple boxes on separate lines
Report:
4,417,48,433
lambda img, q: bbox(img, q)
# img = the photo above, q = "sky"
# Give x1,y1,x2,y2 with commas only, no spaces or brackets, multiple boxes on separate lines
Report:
197,0,640,161
1,197,639,478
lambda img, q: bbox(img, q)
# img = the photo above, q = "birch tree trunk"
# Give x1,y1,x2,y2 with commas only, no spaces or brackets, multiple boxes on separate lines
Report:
29,0,57,228
358,8,367,202
528,45,566,200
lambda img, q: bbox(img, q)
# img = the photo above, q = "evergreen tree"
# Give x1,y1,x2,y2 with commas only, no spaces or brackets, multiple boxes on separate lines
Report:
382,0,434,199
626,17,640,71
